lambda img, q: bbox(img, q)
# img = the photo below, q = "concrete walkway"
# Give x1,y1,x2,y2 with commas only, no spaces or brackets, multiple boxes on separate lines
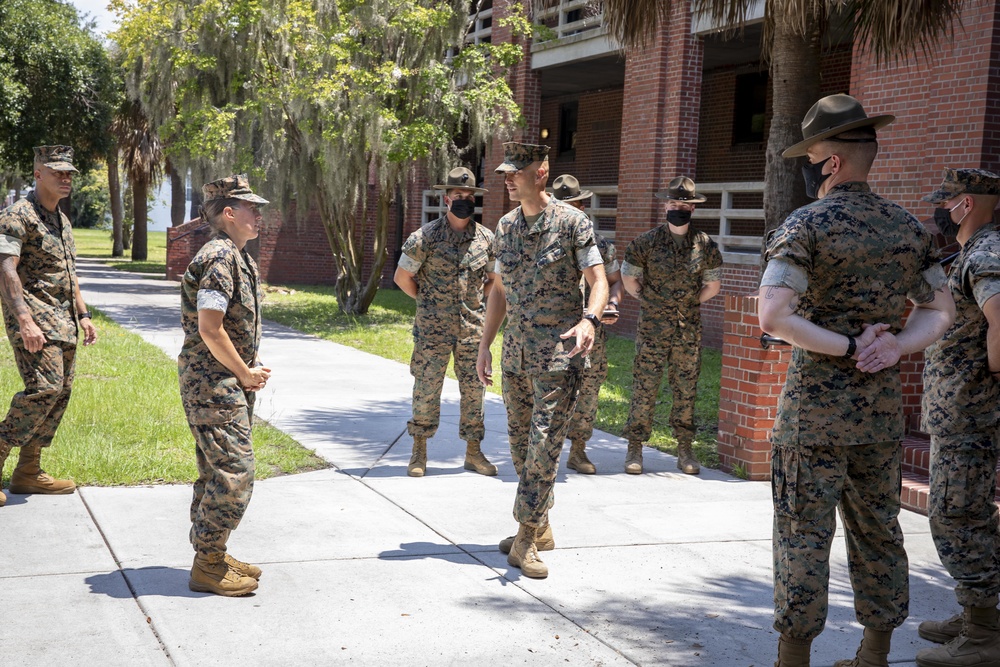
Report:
2,259,958,666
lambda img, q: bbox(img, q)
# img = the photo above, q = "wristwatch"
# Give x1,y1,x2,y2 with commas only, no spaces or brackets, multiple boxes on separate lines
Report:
583,313,602,329
78,312,92,320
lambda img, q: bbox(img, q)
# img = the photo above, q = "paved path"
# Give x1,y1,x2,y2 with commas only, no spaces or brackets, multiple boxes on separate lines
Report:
2,259,957,666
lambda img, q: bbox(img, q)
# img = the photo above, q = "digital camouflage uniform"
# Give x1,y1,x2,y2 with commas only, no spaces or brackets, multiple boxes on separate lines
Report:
621,225,722,447
398,216,495,443
179,231,262,557
495,197,601,526
761,181,945,640
565,232,617,445
0,189,83,460
922,221,1000,610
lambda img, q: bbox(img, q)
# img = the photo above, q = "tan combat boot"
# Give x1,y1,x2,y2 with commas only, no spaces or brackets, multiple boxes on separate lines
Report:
567,441,596,474
189,552,258,596
834,628,892,667
463,441,497,476
9,444,76,494
407,437,427,477
499,521,555,555
775,634,812,667
918,613,963,644
677,440,700,475
916,606,1000,667
224,553,262,580
506,524,548,579
624,441,643,474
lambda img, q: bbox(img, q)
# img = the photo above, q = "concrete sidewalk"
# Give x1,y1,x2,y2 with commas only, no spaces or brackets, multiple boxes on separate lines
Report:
2,259,957,666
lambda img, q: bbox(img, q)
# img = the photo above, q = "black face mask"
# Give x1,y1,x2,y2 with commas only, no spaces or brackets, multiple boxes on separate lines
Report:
802,157,832,199
933,202,964,237
666,209,692,226
449,198,476,219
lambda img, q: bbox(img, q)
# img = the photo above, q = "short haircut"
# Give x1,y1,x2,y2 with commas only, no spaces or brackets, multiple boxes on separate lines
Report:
818,127,879,171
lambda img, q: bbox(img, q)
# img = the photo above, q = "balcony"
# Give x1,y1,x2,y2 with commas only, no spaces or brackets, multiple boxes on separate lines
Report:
530,0,617,70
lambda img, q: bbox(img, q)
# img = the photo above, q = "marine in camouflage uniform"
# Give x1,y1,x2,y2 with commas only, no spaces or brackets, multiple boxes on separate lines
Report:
621,176,722,475
915,169,1000,667
477,143,608,579
551,175,625,475
0,146,97,506
758,95,953,667
394,167,497,477
179,174,270,596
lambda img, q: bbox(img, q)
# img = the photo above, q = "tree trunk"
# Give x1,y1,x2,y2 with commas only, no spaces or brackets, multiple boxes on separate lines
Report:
108,149,125,257
132,181,148,261
167,159,187,226
189,189,202,221
761,20,822,266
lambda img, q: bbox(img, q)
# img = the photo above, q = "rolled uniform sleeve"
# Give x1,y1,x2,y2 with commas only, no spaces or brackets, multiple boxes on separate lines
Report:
197,289,230,312
0,210,25,256
702,241,723,283
761,220,812,293
198,254,236,301
622,235,648,280
621,260,643,279
398,230,426,274
908,235,946,304
970,251,1000,310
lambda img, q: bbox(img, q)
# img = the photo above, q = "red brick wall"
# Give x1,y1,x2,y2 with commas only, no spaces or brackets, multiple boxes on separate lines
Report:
542,87,624,185
615,0,703,333
853,5,1000,217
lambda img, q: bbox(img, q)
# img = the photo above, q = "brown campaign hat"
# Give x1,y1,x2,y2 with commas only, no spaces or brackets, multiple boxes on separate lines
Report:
33,145,79,173
494,142,549,173
432,167,488,195
655,176,707,203
552,174,592,202
922,168,1000,204
202,174,270,205
782,94,894,158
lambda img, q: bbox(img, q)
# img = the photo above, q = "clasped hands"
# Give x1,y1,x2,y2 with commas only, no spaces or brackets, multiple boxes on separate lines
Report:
851,323,901,373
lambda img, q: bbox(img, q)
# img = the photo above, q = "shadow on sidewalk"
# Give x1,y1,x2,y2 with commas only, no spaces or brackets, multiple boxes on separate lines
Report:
85,567,234,599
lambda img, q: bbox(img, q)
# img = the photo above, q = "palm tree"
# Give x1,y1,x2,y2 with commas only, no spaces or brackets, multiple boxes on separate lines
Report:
601,0,965,250
110,97,162,261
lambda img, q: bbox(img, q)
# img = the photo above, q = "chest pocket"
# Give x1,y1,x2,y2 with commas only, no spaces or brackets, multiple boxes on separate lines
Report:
537,244,567,267
463,250,489,273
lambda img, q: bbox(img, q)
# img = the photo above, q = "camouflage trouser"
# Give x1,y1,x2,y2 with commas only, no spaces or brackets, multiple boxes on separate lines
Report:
565,328,607,444
185,401,255,556
622,322,701,445
407,338,485,442
502,370,582,526
929,430,1000,608
0,341,76,459
772,440,907,640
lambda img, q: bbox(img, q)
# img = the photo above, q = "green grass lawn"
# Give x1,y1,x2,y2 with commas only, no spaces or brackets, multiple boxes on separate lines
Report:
262,284,722,468
0,310,328,486
74,228,167,275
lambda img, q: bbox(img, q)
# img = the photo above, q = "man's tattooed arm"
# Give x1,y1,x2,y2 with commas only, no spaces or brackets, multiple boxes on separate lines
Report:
0,253,29,318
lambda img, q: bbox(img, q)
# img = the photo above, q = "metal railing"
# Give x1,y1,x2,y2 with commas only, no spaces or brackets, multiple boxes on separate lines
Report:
533,0,605,42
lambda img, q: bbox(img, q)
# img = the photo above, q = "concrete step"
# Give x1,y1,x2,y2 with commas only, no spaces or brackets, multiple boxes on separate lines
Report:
900,433,1000,516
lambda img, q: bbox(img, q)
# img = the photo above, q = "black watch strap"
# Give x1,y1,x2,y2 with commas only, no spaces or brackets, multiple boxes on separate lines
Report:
79,312,92,320
844,335,856,358
583,313,601,328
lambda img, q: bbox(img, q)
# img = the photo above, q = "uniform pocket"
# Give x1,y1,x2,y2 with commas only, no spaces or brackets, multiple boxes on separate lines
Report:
186,404,241,426
537,245,567,267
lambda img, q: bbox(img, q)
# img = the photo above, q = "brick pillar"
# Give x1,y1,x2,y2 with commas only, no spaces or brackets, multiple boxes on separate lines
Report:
615,0,703,333
717,294,788,480
481,0,541,229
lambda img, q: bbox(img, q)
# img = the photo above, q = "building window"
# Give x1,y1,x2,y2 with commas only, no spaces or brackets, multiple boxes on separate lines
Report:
732,72,768,144
559,101,578,156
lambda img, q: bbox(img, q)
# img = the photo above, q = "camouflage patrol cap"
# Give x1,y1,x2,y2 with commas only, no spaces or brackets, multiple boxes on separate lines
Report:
202,174,269,205
655,176,707,203
432,167,488,195
33,145,79,173
922,168,1000,204
494,142,550,173
552,174,592,202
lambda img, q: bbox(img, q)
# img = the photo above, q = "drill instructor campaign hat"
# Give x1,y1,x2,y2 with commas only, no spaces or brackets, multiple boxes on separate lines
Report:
432,167,488,195
781,94,895,158
552,174,593,202
655,176,707,203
